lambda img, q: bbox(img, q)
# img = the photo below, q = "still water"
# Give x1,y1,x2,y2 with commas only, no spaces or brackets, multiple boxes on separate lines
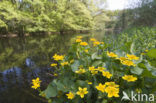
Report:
0,31,116,103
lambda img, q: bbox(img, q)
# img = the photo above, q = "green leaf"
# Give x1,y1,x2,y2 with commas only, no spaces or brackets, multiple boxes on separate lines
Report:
92,60,102,67
55,81,66,92
147,49,156,59
45,82,58,98
76,80,87,87
130,66,143,75
130,42,135,54
71,60,80,72
91,52,102,60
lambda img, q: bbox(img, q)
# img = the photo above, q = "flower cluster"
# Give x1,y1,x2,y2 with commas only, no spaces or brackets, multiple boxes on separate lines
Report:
90,38,104,46
106,51,139,66
32,37,143,103
53,54,64,61
88,66,106,75
61,61,69,66
75,68,86,74
66,87,88,99
96,82,119,98
31,77,41,89
120,54,139,66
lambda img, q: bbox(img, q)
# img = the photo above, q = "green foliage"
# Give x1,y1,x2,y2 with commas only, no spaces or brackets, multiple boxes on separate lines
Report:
0,0,95,35
103,27,156,54
39,31,156,102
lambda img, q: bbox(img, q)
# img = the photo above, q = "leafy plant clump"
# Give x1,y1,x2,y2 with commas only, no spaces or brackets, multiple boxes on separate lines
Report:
31,36,156,103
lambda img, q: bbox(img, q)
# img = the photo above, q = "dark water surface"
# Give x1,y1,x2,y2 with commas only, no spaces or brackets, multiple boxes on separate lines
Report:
0,31,115,103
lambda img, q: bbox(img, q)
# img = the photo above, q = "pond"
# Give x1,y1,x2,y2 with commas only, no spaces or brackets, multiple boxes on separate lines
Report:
0,31,116,103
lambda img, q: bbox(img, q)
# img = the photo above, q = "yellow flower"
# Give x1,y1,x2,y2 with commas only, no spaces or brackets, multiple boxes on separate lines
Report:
93,41,100,46
53,54,64,61
88,82,92,85
91,70,98,75
76,39,82,43
96,83,106,93
66,92,75,99
76,87,88,98
89,66,98,75
54,73,58,76
70,59,74,64
141,53,145,55
80,42,88,46
89,66,95,71
75,68,86,74
51,63,57,67
84,49,88,53
118,57,127,61
122,75,137,82
121,60,136,66
105,86,119,98
61,62,69,66
31,77,41,89
97,67,106,72
102,71,112,79
105,82,119,88
90,38,97,42
145,49,148,52
76,36,83,39
107,51,118,58
127,54,139,60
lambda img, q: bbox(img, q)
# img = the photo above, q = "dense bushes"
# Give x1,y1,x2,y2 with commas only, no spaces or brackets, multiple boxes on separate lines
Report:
0,0,94,35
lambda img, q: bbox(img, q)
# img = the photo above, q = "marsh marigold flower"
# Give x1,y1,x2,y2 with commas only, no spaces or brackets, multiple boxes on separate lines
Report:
80,42,88,46
61,62,69,66
89,66,98,75
122,75,137,82
91,70,98,75
105,82,119,88
107,51,118,58
145,49,148,52
105,86,119,98
88,82,92,85
96,83,106,93
84,49,88,53
97,67,106,72
93,41,100,46
51,63,57,67
76,39,82,43
66,92,75,99
102,71,112,79
90,38,97,42
121,60,136,66
54,73,58,76
31,77,41,89
53,54,64,61
76,87,88,98
75,68,86,74
118,57,127,61
127,54,139,60
89,66,95,71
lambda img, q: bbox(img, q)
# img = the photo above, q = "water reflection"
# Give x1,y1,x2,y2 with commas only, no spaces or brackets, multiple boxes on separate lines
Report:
0,33,91,103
